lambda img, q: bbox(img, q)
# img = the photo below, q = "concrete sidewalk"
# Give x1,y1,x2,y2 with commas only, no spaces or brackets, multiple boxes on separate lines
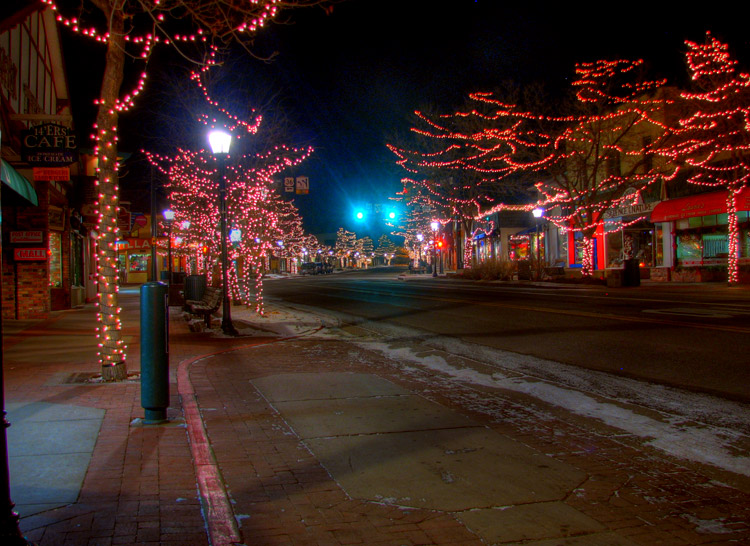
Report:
2,282,749,545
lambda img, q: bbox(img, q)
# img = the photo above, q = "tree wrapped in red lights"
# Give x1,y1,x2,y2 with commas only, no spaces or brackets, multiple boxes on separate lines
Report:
148,140,313,314
534,59,679,276
45,0,326,379
388,90,548,268
662,34,750,285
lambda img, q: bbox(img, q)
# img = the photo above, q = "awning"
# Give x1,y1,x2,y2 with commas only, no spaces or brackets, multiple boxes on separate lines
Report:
650,187,750,223
1,159,38,206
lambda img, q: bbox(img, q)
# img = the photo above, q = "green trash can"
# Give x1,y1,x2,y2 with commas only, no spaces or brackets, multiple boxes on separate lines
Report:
183,275,207,311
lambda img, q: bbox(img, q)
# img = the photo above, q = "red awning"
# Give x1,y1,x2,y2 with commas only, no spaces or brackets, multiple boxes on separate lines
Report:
650,187,750,223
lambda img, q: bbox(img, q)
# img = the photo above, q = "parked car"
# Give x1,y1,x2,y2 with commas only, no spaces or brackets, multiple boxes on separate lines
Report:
301,262,333,275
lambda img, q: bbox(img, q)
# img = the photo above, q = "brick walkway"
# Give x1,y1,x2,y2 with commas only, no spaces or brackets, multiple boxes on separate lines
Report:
5,290,750,545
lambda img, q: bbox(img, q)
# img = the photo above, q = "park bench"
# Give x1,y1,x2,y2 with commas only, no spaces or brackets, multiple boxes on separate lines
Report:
185,286,223,327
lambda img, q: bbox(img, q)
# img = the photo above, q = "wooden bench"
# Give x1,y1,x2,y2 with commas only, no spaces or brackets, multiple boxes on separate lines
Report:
185,286,223,327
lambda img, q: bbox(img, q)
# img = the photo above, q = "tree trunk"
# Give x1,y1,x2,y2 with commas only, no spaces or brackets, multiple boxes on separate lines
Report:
96,13,127,380
580,235,595,277
727,187,740,286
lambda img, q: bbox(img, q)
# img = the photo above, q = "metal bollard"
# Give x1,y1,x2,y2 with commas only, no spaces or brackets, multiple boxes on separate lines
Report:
140,282,169,423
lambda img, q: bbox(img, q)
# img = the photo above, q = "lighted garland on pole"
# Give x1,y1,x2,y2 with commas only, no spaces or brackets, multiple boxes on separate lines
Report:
661,33,750,285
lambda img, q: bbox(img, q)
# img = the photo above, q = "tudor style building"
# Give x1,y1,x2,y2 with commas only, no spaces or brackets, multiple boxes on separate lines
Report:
1,2,97,319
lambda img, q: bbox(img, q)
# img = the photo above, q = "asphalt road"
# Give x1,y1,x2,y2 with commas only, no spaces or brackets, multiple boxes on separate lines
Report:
264,267,750,402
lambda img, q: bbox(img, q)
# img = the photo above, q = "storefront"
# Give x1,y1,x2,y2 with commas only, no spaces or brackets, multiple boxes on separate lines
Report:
602,202,662,271
651,188,750,273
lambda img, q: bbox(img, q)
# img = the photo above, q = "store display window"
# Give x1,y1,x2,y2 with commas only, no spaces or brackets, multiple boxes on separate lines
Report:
49,231,62,288
129,253,149,272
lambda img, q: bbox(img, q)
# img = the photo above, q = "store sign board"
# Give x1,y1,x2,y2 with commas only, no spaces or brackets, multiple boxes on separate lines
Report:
33,166,70,181
14,248,48,261
21,123,77,166
603,202,656,220
10,231,43,244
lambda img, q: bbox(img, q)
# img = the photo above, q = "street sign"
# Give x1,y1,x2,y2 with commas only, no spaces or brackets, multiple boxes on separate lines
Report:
284,177,295,193
295,176,309,194
14,248,48,261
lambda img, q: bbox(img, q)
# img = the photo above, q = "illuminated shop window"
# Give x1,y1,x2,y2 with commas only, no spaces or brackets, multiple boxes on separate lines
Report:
49,231,62,288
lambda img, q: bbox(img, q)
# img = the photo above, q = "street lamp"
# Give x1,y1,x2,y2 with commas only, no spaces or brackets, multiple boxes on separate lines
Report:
163,209,174,290
208,129,238,336
532,207,544,280
430,221,439,277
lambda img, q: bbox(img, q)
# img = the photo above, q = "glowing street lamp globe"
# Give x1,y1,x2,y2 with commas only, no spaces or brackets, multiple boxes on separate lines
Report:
208,129,232,155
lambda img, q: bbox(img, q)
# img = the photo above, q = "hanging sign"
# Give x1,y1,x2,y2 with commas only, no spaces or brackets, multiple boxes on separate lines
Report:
14,248,48,261
10,231,43,244
295,176,309,194
33,166,70,181
21,123,77,166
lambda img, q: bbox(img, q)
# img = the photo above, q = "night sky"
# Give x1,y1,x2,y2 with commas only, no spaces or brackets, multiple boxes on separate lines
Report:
63,0,750,241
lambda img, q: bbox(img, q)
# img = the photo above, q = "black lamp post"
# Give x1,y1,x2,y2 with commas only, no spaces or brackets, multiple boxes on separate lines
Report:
163,209,174,287
431,221,439,277
208,129,238,336
533,207,544,280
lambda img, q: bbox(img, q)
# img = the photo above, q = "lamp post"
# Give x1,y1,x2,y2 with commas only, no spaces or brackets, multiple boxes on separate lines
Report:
208,129,238,336
163,209,174,288
532,207,544,280
180,220,190,274
430,221,439,277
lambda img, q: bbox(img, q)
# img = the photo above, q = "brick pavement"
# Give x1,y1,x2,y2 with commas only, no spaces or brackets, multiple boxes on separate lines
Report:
189,330,750,546
4,290,750,545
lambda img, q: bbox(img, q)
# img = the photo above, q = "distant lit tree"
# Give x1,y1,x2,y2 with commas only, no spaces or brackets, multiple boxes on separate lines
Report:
662,33,750,285
535,59,679,276
334,228,357,267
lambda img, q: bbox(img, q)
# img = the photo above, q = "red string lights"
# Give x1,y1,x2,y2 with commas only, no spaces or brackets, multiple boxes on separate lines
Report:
661,33,750,285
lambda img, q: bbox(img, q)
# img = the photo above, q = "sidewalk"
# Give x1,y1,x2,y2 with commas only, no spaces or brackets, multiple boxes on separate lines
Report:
3,282,750,545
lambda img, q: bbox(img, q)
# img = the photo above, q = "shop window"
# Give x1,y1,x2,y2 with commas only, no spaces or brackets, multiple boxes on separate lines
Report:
71,234,84,286
49,231,62,288
605,228,623,268
130,253,149,272
654,224,664,266
703,233,728,258
676,233,702,264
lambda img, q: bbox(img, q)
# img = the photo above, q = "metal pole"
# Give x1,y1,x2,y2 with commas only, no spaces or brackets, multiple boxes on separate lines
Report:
535,223,540,281
167,224,172,282
218,157,238,336
432,243,437,277
150,167,157,282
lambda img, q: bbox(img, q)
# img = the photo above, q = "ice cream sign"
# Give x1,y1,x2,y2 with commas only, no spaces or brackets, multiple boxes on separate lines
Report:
21,123,77,166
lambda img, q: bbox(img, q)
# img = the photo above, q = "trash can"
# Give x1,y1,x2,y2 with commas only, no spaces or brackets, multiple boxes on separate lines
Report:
183,274,207,311
623,259,640,287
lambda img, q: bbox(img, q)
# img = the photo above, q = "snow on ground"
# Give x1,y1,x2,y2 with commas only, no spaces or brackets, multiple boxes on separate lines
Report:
223,300,750,478
357,340,750,477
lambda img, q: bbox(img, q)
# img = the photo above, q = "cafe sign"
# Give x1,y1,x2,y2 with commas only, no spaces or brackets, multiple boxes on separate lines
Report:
21,123,77,166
